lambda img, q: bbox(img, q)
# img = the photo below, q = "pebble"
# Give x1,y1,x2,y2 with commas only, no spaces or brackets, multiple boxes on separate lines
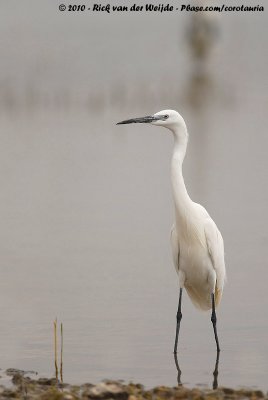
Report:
0,372,267,400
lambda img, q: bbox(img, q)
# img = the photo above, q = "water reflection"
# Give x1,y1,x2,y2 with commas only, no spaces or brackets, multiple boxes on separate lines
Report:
182,5,221,195
0,1,267,390
212,351,220,390
173,351,220,389
173,353,182,386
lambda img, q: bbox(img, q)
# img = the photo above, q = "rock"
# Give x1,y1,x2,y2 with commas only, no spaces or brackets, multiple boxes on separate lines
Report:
253,390,264,398
0,372,267,400
84,382,129,399
5,368,24,377
5,368,37,377
37,377,59,386
0,388,17,398
11,373,24,385
222,387,235,395
128,395,138,400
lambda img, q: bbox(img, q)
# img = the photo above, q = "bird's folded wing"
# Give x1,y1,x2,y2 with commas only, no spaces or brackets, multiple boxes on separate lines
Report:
204,219,226,293
171,224,180,273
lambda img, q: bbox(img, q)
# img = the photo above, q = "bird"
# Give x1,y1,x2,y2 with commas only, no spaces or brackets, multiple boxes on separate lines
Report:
117,110,226,354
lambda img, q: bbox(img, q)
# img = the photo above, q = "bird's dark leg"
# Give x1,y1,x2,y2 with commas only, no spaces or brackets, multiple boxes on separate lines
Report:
211,293,220,352
174,288,183,354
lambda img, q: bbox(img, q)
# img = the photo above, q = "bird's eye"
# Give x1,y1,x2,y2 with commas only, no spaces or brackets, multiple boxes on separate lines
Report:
163,114,169,120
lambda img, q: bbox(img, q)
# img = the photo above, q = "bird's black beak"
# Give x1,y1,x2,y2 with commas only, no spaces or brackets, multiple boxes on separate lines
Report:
116,115,166,125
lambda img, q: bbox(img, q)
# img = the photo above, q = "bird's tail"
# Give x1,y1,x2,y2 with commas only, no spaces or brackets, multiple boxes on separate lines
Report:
215,286,222,308
185,285,223,311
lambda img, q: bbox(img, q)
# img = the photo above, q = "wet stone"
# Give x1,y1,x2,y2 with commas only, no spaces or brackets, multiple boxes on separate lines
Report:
84,382,129,400
11,374,24,385
5,368,37,377
174,389,191,399
0,374,268,400
253,391,264,398
0,388,17,398
152,386,174,397
37,377,59,386
222,388,235,395
5,369,24,377
128,395,138,400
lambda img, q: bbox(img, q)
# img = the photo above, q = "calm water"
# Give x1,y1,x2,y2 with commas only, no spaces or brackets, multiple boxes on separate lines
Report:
0,0,268,391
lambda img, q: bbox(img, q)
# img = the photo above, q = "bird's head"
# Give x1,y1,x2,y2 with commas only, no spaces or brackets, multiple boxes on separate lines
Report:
117,109,187,135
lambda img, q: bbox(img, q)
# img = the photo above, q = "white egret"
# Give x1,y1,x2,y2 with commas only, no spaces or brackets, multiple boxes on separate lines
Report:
117,110,226,353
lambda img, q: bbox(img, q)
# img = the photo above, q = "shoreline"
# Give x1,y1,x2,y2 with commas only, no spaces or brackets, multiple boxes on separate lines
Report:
0,369,267,400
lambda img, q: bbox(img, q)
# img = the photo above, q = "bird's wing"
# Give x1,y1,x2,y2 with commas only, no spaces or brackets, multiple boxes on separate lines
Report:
204,218,226,294
171,226,186,288
170,224,180,273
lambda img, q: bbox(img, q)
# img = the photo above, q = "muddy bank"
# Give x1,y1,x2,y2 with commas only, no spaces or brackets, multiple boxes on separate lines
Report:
0,369,267,400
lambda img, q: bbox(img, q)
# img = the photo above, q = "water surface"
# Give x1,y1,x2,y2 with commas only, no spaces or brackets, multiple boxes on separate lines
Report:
0,1,268,391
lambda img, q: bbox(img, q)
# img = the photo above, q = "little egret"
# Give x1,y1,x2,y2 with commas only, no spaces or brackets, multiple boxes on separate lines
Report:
117,110,226,353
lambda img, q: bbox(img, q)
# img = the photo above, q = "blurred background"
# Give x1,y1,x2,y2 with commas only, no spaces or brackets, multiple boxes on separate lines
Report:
0,0,268,390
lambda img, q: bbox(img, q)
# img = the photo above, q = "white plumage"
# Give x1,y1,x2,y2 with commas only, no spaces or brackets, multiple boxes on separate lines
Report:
117,109,226,352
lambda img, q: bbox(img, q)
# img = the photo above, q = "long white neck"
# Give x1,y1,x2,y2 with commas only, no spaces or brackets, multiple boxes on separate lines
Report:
170,127,193,222
170,125,206,246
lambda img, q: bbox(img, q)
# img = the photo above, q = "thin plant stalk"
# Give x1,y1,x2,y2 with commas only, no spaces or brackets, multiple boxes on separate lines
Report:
54,319,58,380
60,323,63,383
